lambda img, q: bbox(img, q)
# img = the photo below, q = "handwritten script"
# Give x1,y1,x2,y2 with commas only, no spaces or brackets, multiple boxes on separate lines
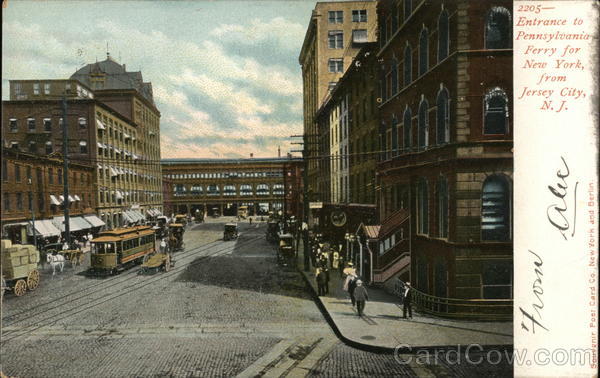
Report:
546,156,579,240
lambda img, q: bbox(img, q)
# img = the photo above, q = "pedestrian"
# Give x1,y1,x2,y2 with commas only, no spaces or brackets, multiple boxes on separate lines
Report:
160,238,167,254
316,268,326,296
322,265,330,294
403,281,413,319
87,232,93,247
348,274,358,307
249,217,253,225
332,249,339,270
62,240,69,251
354,280,369,316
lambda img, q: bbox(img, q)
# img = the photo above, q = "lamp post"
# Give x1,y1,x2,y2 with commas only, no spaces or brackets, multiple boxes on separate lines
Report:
27,178,37,251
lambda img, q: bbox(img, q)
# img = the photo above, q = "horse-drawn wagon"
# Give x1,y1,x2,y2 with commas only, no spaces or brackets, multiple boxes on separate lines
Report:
139,252,172,274
277,233,296,267
1,240,40,297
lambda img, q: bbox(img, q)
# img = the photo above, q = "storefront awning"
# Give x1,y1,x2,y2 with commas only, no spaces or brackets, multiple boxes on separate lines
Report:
122,211,135,223
96,119,106,130
115,191,124,200
52,216,93,232
28,219,61,237
74,195,81,201
83,214,105,228
50,195,61,206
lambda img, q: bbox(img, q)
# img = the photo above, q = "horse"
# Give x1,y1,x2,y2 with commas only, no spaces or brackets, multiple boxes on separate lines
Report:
46,253,65,275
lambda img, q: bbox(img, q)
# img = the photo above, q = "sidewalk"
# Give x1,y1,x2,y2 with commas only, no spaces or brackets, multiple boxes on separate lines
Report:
297,243,513,351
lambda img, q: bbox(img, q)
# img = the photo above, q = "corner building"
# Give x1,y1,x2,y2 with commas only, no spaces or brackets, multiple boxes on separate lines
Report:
375,0,513,318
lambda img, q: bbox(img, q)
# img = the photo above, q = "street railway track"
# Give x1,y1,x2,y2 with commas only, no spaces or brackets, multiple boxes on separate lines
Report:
1,233,270,343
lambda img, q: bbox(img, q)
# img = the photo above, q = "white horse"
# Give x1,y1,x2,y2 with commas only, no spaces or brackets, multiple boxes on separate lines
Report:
46,253,65,275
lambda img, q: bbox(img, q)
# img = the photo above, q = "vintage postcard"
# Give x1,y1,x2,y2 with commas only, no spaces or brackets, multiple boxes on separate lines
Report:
0,0,597,377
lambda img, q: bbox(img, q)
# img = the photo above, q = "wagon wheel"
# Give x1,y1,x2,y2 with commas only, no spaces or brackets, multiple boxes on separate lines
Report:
164,255,171,272
14,279,27,297
27,270,40,290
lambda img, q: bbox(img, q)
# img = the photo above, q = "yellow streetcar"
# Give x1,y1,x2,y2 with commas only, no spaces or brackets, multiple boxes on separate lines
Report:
89,226,155,275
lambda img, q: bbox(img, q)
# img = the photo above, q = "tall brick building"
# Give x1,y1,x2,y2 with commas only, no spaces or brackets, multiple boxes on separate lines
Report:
373,0,513,317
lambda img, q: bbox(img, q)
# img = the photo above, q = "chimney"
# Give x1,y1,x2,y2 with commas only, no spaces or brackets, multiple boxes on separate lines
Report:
250,153,254,158
278,146,281,158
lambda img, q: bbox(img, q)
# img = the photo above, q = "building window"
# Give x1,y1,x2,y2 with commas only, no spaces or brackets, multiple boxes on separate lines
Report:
28,192,33,211
419,28,429,76
43,118,52,131
45,141,53,154
78,117,87,129
391,3,399,32
58,168,62,185
38,192,44,212
352,9,367,22
403,44,412,86
436,87,450,144
417,179,429,234
11,142,19,150
328,10,343,23
484,88,509,135
391,115,399,157
27,118,36,132
485,7,512,49
29,141,37,154
438,10,449,61
352,29,368,43
33,83,40,95
328,31,343,49
15,165,21,182
328,82,337,93
328,58,343,73
44,83,51,95
2,161,7,181
482,261,513,299
418,98,429,149
16,192,23,210
79,141,88,154
390,58,398,95
9,118,18,132
437,177,448,238
4,193,10,211
404,0,412,21
49,168,54,184
403,107,412,150
481,175,511,241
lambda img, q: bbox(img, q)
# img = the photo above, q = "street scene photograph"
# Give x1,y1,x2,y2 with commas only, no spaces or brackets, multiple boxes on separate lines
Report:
2,0,515,376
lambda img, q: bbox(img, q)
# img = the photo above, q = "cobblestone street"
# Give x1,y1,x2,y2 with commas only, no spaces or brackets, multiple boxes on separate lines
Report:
1,219,512,377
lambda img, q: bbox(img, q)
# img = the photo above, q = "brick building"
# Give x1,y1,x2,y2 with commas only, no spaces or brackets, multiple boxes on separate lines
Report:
161,158,304,219
1,148,97,243
372,0,513,317
4,56,163,228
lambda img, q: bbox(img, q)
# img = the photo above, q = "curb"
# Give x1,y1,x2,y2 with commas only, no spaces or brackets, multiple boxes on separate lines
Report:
298,269,514,355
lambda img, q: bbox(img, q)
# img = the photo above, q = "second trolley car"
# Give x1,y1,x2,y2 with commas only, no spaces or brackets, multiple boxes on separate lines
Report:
89,226,156,275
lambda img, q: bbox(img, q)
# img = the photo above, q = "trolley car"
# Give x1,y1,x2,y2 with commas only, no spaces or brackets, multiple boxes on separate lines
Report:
89,226,156,275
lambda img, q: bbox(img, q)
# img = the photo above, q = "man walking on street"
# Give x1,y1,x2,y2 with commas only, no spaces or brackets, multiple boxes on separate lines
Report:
354,280,369,316
316,268,326,296
403,282,413,319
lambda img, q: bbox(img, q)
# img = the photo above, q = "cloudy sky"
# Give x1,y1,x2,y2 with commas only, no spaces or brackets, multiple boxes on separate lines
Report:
2,0,317,158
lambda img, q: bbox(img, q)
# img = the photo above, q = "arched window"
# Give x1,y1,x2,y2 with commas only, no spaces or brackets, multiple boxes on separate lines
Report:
45,141,53,155
403,44,412,86
256,184,269,196
485,7,512,49
438,9,449,61
418,98,429,149
391,57,398,95
391,115,399,156
403,107,412,151
419,28,429,76
379,121,387,160
224,185,236,196
436,87,450,144
484,87,509,135
190,185,203,195
437,176,448,238
481,175,511,241
417,178,429,234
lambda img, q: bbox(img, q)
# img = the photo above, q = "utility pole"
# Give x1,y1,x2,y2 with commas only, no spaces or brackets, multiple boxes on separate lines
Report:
62,96,71,246
302,146,310,271
282,160,287,233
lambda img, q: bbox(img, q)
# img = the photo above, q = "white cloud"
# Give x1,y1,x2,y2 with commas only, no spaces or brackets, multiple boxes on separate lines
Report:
210,17,305,50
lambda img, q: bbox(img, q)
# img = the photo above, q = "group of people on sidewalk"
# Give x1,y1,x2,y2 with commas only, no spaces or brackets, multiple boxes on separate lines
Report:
311,242,414,319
